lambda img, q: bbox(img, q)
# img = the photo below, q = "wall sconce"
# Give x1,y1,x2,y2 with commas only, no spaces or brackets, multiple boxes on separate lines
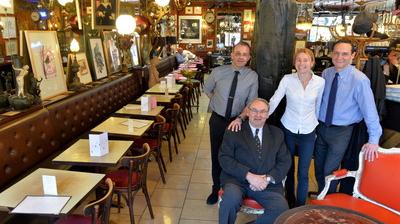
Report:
116,15,136,73
155,0,170,7
67,38,84,91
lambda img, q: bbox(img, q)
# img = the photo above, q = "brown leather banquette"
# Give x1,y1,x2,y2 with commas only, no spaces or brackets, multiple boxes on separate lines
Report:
0,73,142,190
156,55,178,77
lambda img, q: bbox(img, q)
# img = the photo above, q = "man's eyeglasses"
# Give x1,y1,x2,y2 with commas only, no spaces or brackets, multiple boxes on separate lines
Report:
233,52,250,57
248,107,268,115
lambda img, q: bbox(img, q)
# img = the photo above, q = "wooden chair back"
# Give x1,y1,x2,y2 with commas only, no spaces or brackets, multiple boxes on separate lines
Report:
83,178,114,224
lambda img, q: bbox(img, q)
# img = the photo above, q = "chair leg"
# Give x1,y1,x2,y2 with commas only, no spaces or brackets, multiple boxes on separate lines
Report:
178,116,186,138
143,185,154,219
117,193,121,213
172,129,179,155
126,192,135,224
167,137,173,162
174,125,181,144
156,152,166,184
159,150,167,172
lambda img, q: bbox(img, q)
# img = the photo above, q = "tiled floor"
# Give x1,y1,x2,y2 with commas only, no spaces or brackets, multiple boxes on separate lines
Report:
106,87,319,224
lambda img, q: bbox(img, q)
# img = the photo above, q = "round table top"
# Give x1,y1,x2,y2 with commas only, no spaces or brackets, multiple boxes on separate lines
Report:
274,205,383,224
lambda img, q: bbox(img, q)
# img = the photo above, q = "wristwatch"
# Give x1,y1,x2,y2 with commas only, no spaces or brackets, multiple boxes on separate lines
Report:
266,175,276,184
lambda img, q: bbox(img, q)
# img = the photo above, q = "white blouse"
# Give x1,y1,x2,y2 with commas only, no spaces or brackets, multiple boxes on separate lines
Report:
268,73,325,134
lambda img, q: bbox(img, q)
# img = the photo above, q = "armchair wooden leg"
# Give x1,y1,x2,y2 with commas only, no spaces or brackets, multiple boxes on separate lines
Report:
143,185,154,219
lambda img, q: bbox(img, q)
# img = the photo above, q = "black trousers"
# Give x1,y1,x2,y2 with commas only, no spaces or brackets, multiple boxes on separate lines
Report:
209,112,234,192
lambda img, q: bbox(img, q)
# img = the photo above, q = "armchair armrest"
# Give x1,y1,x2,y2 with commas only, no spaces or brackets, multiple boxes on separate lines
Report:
317,169,357,200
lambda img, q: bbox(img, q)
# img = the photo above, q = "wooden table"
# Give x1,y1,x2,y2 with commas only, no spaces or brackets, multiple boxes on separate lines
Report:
91,117,153,137
135,94,175,106
145,84,183,95
0,168,104,215
52,139,133,167
274,205,383,224
114,104,164,119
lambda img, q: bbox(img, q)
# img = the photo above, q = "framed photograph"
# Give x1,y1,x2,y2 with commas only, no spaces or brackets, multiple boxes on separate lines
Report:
102,31,121,74
206,39,213,48
92,0,119,29
194,6,202,15
88,38,108,80
24,31,67,100
69,53,93,84
0,16,17,38
244,9,252,22
0,0,14,14
179,16,202,44
5,39,18,56
185,7,193,14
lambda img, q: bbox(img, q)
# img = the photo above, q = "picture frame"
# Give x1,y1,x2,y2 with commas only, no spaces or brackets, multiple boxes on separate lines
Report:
24,31,68,100
69,53,93,84
206,39,213,48
0,16,17,39
185,7,193,14
179,16,202,44
88,38,108,80
0,0,14,14
92,0,119,29
5,39,17,56
130,42,139,66
244,9,252,22
102,31,121,74
194,6,202,15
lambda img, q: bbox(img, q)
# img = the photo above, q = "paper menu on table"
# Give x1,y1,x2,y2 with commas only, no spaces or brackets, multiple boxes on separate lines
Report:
124,104,141,110
141,96,151,112
11,195,71,215
42,175,58,195
120,119,151,128
89,132,109,157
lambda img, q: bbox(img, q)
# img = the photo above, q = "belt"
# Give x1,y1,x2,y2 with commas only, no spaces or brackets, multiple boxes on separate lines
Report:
319,120,357,128
212,111,237,122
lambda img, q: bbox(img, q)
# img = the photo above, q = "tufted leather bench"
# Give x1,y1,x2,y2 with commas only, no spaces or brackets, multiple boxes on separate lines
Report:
156,55,178,77
0,73,142,190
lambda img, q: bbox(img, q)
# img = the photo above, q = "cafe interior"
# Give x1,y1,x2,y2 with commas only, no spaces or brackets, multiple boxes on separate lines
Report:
0,0,399,223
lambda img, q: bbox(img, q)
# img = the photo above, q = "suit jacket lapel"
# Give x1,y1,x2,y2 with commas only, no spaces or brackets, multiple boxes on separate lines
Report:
260,125,273,167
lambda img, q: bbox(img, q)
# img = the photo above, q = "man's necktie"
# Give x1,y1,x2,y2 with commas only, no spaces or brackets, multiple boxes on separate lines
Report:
325,73,339,126
225,71,240,119
254,129,262,159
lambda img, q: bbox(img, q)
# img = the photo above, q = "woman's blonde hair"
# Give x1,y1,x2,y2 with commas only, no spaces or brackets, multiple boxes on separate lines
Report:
293,48,315,66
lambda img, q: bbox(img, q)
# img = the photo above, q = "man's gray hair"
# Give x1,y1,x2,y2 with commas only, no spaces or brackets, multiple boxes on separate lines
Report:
247,98,269,112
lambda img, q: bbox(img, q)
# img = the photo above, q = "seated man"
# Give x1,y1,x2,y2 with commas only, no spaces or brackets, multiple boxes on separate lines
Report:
219,98,291,224
175,47,186,64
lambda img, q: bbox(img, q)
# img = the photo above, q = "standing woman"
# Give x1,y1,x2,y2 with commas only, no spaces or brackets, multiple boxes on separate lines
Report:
268,48,324,207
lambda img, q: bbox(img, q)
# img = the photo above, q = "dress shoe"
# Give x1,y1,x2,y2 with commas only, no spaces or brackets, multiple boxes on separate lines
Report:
206,191,218,205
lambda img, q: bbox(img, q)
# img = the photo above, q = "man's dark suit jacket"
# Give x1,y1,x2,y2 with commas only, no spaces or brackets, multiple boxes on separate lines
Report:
219,121,291,191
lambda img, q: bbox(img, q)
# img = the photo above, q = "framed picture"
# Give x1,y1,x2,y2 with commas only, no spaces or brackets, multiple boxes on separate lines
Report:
206,39,213,48
69,53,93,84
179,16,202,44
185,7,193,14
88,38,108,80
92,0,119,29
130,42,139,66
24,31,67,100
102,31,121,74
244,9,252,22
0,0,14,14
5,39,17,56
194,6,202,15
0,17,17,38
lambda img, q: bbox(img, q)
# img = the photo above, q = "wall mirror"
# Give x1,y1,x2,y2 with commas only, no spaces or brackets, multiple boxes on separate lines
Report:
216,12,242,49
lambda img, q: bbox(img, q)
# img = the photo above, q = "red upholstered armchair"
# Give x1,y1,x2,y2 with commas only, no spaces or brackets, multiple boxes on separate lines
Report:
310,147,400,224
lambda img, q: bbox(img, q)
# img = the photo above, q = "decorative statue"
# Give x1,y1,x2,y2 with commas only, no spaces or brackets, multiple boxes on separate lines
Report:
13,65,29,97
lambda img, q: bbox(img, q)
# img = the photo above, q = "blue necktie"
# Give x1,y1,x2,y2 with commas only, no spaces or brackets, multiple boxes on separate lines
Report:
325,73,339,126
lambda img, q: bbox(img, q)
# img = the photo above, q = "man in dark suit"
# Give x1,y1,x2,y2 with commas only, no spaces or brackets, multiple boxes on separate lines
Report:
219,98,291,224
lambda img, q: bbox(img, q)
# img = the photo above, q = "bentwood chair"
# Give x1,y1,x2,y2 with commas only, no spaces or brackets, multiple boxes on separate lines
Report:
161,103,180,162
131,115,167,183
172,93,187,138
105,143,153,224
56,178,114,224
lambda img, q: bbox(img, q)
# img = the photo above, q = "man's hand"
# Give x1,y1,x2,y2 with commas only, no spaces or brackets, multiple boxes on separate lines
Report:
227,118,242,132
362,143,379,162
246,172,268,191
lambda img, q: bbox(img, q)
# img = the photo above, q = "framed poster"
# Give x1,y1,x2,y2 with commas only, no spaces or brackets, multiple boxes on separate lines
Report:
185,7,193,14
0,0,14,14
0,16,17,38
179,16,202,44
102,31,121,74
92,0,119,29
5,39,17,56
194,6,202,15
244,9,252,22
72,53,93,84
24,31,67,100
206,39,213,48
88,38,108,80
